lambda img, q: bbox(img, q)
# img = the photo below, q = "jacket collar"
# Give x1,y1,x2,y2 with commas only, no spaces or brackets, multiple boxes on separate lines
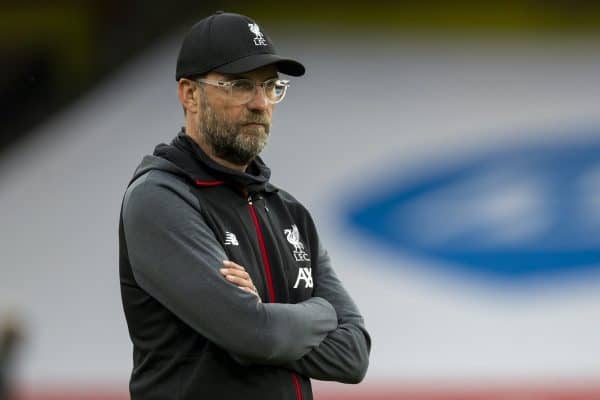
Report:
153,129,278,194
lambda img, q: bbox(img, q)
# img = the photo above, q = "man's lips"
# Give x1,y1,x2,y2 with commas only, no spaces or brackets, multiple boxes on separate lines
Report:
242,122,268,128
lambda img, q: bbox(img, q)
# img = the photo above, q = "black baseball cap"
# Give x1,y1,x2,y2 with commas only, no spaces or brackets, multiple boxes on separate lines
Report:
176,11,305,80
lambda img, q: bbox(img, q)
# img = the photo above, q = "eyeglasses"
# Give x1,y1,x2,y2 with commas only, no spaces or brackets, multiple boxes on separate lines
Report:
196,78,290,105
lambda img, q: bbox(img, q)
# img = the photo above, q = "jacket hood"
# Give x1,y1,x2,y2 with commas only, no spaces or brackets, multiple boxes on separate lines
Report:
130,130,277,194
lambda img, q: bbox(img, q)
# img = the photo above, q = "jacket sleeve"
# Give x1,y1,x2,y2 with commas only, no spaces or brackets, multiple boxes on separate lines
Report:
283,240,371,383
121,172,338,363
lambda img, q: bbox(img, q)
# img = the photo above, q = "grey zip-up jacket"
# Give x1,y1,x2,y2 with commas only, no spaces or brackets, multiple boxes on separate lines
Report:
119,132,370,400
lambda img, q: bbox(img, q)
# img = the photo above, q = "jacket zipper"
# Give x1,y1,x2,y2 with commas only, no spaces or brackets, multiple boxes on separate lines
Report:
247,196,276,303
247,195,303,400
291,372,303,400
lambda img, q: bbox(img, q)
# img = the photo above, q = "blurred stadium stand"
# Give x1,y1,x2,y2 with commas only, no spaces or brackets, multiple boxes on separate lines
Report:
0,0,224,155
3,1,600,157
2,2,600,399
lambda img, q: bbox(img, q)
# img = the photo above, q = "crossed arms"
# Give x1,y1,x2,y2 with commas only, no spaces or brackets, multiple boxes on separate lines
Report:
122,171,370,382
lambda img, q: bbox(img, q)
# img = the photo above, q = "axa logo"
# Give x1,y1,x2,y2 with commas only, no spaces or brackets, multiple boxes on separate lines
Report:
224,232,239,246
248,23,267,46
294,268,313,288
344,132,600,284
284,225,310,262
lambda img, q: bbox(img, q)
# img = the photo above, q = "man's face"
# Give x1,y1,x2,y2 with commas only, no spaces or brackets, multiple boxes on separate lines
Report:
196,65,277,166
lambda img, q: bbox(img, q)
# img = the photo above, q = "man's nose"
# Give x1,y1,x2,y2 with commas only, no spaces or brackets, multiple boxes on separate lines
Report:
246,86,269,111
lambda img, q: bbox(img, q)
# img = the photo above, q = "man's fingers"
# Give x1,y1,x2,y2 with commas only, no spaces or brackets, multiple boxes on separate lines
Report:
243,287,262,303
223,260,245,271
225,274,253,288
220,262,259,299
219,268,250,280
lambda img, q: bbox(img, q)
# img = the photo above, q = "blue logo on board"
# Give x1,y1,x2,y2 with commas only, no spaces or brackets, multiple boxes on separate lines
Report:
345,135,600,283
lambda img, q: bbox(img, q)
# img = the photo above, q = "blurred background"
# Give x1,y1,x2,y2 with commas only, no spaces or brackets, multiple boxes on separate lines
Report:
1,1,600,399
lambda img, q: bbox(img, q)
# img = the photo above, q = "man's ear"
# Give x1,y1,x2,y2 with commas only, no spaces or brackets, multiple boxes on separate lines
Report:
177,79,199,114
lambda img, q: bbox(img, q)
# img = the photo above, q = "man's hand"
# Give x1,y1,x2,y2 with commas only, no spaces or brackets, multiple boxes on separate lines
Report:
220,260,262,303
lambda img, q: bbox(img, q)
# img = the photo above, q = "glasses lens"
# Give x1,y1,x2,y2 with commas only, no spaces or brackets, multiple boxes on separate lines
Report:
228,79,289,104
231,79,255,103
264,79,288,103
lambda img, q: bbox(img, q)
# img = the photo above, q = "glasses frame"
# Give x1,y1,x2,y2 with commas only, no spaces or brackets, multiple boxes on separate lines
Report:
195,77,290,105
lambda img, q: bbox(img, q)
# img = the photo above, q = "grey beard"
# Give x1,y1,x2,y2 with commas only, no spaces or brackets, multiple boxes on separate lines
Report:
199,101,269,166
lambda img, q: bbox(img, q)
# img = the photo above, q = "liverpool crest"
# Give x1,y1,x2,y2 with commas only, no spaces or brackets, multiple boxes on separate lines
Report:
248,23,267,46
284,225,310,262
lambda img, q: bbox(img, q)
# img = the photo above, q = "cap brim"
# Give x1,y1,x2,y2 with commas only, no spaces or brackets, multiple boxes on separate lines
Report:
215,53,305,77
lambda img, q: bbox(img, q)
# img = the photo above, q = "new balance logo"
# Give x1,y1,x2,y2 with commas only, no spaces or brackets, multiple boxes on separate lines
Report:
224,232,239,246
293,267,313,288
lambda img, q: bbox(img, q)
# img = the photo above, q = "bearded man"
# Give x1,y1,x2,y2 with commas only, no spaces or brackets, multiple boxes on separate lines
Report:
119,11,370,400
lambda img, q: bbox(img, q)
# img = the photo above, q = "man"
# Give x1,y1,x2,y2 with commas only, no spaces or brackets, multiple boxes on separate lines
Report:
119,11,370,400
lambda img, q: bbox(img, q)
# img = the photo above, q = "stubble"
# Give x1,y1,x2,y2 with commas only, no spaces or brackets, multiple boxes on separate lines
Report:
198,90,270,166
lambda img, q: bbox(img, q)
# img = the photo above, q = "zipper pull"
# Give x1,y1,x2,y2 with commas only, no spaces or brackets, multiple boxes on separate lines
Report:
255,195,269,212
247,195,253,205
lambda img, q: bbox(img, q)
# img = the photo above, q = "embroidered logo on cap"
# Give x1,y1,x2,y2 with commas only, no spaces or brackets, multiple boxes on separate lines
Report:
248,23,267,46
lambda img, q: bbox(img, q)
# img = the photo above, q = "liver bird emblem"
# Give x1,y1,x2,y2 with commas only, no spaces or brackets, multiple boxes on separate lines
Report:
248,23,267,46
248,23,263,38
284,225,304,253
